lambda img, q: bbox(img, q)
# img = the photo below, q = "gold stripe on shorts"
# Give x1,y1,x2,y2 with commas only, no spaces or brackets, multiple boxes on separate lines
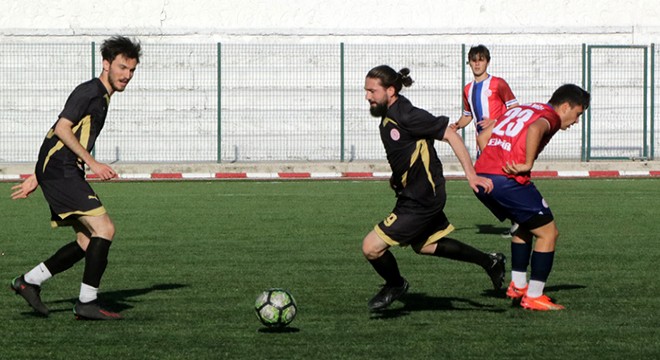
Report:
411,224,455,252
374,223,455,250
374,225,400,247
51,206,107,228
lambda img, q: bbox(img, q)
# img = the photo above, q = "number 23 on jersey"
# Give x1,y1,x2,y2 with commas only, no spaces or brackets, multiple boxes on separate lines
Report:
491,107,535,137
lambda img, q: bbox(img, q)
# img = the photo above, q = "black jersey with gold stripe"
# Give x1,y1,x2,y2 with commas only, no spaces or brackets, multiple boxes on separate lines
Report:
36,78,110,178
379,95,449,209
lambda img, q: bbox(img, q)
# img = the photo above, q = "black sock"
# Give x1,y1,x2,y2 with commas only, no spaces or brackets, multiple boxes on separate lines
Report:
433,237,491,269
82,237,112,288
368,250,405,287
530,251,555,282
43,241,86,276
511,241,533,272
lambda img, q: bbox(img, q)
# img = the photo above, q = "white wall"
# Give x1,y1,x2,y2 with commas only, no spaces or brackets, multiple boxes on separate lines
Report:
1,0,659,44
1,1,658,163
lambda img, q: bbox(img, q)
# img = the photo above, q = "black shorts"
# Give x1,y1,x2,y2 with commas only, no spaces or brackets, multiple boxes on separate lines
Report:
37,172,106,227
374,197,454,252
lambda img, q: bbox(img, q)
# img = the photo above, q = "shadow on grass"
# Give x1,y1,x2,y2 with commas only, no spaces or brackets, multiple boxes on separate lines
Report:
257,327,301,334
370,292,506,319
474,224,510,235
545,284,587,292
44,283,189,314
481,288,508,298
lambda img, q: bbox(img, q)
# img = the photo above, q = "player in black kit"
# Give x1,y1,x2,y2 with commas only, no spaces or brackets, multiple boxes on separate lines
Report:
10,36,141,320
362,65,506,311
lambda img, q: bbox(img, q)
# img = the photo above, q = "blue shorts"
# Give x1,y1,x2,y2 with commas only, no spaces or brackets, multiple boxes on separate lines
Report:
474,174,554,230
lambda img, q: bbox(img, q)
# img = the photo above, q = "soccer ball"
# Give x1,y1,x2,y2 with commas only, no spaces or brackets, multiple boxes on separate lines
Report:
254,288,297,328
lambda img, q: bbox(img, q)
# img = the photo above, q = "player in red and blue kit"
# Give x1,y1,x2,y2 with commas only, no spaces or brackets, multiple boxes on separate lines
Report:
463,75,518,134
473,84,590,311
454,45,518,153
452,45,519,238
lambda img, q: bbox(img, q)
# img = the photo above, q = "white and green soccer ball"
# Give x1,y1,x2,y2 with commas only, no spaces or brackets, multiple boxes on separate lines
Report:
254,288,297,328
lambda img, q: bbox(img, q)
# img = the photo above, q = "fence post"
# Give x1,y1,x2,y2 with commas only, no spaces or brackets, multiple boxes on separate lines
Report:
91,42,96,77
91,41,96,158
460,43,466,142
644,46,649,159
340,42,345,162
650,43,655,160
217,42,222,163
585,44,592,162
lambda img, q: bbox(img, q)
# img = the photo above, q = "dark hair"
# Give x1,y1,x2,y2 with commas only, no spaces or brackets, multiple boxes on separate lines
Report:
548,84,591,110
101,36,142,64
366,65,414,95
468,45,490,62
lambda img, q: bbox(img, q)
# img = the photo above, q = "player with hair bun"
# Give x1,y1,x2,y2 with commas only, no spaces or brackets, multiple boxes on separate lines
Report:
361,65,506,311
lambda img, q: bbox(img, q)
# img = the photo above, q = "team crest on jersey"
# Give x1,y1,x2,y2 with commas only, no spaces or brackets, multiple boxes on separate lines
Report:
390,128,400,141
485,89,493,97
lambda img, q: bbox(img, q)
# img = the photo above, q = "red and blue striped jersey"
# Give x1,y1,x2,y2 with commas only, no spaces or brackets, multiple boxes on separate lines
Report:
463,75,518,133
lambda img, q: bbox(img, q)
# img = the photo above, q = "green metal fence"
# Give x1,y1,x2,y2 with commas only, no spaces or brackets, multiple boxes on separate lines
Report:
586,45,649,160
0,43,656,164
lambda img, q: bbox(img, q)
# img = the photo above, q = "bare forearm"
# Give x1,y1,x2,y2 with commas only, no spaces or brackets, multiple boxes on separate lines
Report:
454,115,472,129
476,131,491,151
445,131,477,178
525,120,545,170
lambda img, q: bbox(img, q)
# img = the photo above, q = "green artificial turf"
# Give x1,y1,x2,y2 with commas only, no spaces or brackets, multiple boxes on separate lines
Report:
0,179,658,359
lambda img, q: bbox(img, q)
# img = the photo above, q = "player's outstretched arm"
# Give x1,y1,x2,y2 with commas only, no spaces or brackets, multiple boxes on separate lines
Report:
442,129,493,193
11,174,38,200
450,114,473,130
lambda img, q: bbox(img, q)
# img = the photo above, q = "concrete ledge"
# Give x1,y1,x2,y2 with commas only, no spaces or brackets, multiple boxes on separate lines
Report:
1,160,659,181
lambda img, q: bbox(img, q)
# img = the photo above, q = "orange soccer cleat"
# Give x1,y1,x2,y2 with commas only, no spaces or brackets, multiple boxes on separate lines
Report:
521,294,565,311
506,281,527,299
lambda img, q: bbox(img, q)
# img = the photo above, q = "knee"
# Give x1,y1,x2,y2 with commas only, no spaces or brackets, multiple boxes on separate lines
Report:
533,224,559,252
362,242,381,260
362,233,386,260
544,227,559,243
105,223,116,240
97,220,116,240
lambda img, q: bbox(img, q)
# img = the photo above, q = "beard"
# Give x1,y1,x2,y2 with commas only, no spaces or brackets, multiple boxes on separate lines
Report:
108,72,128,92
369,102,388,118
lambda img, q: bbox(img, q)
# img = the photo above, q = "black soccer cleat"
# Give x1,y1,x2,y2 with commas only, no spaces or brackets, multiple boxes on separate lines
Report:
485,253,506,290
73,300,123,320
10,275,49,316
368,278,409,311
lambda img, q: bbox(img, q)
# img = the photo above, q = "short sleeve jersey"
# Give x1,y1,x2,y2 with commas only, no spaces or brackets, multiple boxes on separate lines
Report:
463,75,518,133
380,95,449,208
36,78,110,176
474,103,561,184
